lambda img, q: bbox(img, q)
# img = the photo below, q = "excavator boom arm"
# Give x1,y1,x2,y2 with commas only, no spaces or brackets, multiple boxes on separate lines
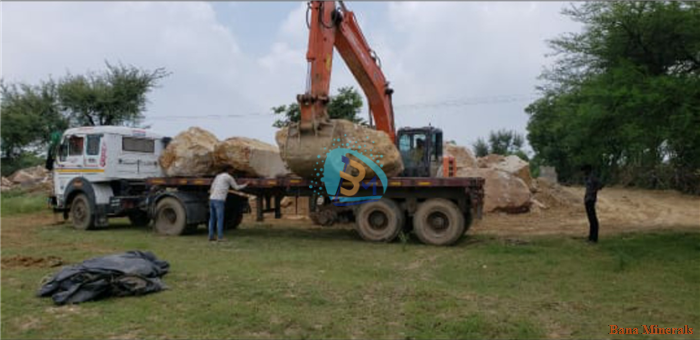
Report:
299,1,396,142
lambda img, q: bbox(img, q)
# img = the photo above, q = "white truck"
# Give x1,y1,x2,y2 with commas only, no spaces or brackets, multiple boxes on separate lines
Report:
50,125,485,246
50,126,252,234
50,126,168,229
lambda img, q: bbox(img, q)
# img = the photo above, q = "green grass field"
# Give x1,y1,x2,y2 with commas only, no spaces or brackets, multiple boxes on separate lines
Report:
1,190,49,217
1,200,698,339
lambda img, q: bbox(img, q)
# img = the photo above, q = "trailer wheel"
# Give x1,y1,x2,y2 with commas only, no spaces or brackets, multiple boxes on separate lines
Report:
225,212,244,230
154,197,188,236
70,193,95,230
355,198,404,242
413,198,465,246
128,211,151,227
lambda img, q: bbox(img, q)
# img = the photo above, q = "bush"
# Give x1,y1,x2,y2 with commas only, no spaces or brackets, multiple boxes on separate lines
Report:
1,152,45,177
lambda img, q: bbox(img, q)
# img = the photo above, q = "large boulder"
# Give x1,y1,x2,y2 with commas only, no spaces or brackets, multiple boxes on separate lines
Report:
477,154,506,168
276,119,404,179
159,127,219,177
1,176,12,192
492,155,537,192
26,165,49,179
214,137,290,178
9,169,42,184
444,143,477,170
456,168,531,213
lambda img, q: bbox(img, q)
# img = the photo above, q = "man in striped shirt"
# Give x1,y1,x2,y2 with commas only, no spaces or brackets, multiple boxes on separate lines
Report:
209,166,247,242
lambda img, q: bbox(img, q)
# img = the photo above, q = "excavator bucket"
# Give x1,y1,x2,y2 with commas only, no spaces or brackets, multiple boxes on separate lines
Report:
276,120,339,178
276,119,404,180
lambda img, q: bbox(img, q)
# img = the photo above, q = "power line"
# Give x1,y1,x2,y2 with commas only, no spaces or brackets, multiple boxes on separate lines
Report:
144,93,538,120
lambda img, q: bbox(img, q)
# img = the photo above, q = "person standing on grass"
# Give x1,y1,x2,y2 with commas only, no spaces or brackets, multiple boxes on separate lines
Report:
582,164,603,243
209,165,247,242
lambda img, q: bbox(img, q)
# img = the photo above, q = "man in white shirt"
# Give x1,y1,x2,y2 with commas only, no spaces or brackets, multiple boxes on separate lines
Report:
209,165,248,242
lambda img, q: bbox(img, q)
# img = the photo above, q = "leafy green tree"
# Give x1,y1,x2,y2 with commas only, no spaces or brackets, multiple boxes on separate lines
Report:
472,137,489,157
526,2,700,192
1,62,168,175
1,80,68,174
488,129,525,156
272,86,366,128
58,62,169,126
472,130,528,160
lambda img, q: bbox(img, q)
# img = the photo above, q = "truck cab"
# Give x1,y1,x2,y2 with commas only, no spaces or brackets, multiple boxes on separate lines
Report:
51,126,169,228
396,126,444,177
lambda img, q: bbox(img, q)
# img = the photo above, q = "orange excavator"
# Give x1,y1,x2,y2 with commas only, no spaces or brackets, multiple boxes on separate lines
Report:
278,1,484,246
287,0,443,178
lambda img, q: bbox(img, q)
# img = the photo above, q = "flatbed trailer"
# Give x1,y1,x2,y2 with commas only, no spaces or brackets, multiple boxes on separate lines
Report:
143,175,485,246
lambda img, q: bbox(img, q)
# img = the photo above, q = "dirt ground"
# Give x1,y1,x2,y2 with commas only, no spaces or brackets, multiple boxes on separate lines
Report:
4,182,698,242
248,180,700,237
473,181,700,237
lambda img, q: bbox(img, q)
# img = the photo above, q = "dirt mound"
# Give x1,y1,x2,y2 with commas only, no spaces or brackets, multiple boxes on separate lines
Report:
533,179,579,209
2,256,64,269
474,185,700,237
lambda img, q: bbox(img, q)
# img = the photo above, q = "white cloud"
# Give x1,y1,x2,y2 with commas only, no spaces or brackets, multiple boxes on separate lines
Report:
2,2,270,142
379,2,581,147
2,2,582,150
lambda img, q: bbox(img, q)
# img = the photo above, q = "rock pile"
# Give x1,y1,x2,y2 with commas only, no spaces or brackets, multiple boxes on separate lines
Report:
2,165,52,193
447,144,536,214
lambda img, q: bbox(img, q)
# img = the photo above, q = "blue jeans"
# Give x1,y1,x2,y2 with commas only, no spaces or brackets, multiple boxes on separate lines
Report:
208,199,225,240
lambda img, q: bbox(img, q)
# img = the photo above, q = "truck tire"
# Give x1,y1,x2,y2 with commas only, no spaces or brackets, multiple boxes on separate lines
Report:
154,197,188,236
128,211,151,227
225,212,244,230
413,198,465,246
354,198,404,242
70,193,95,230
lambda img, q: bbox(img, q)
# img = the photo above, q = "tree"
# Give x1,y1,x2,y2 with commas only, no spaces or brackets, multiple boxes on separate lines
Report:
488,129,525,156
526,2,700,192
272,86,366,128
1,62,168,175
472,130,528,160
472,137,489,157
1,80,66,160
58,62,169,126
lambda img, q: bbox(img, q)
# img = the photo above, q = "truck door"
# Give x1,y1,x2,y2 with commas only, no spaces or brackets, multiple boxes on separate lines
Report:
53,134,86,201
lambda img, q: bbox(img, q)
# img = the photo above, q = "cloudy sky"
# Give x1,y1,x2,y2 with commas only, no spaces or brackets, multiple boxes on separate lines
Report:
2,1,581,151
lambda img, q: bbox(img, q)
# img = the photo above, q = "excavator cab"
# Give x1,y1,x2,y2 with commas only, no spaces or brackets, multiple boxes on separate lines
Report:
397,126,443,177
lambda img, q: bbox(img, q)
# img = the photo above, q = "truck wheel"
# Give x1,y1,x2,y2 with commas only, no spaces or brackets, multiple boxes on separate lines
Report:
355,198,404,242
413,198,465,246
154,197,188,236
70,193,95,230
128,211,151,227
225,212,244,230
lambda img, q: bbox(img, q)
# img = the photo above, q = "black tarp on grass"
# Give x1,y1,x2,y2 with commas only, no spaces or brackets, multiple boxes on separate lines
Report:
38,251,169,305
